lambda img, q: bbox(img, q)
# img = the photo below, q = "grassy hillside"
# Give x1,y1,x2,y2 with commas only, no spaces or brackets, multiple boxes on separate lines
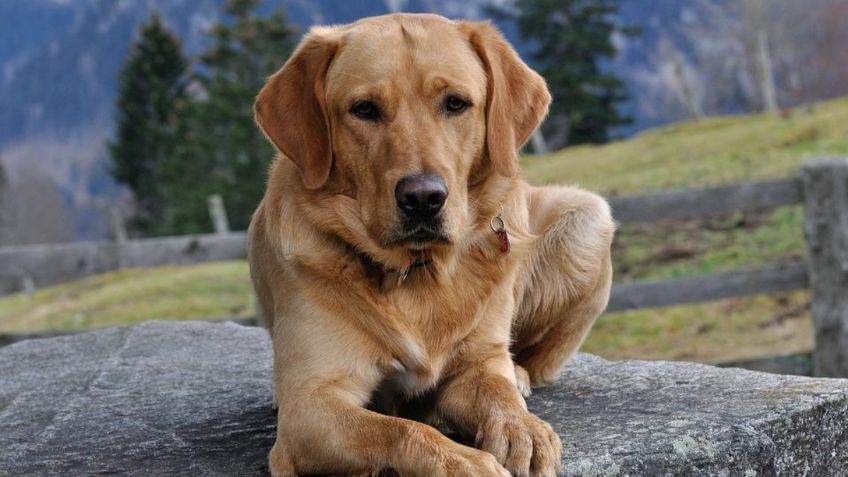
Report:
3,97,848,363
0,263,254,333
523,97,848,194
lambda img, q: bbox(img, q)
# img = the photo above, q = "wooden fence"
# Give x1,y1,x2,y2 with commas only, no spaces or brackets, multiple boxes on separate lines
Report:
0,193,241,294
606,176,808,312
613,158,848,378
0,233,245,294
2,159,847,376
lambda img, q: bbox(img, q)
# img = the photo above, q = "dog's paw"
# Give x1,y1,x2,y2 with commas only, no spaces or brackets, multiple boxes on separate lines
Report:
514,364,532,397
444,444,511,477
475,411,562,477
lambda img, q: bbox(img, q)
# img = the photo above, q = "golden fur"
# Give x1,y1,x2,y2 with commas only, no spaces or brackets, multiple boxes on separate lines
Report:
249,13,614,477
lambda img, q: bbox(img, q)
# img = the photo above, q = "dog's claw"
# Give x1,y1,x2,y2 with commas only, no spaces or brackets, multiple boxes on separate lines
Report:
515,364,532,397
476,411,562,477
444,444,511,477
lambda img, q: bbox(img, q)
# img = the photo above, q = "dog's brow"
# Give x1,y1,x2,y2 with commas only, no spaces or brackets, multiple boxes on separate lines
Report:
336,71,379,87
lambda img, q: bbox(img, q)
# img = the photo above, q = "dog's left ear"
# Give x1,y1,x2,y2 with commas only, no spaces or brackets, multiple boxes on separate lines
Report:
255,27,340,189
461,21,551,177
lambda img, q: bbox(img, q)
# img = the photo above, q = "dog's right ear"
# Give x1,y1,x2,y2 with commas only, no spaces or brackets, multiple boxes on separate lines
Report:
255,28,339,189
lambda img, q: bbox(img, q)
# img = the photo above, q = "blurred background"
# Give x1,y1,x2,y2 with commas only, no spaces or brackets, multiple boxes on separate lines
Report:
1,0,847,373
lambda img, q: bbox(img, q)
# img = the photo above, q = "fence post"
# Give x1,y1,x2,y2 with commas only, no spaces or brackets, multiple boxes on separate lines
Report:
207,194,230,235
109,206,128,269
20,276,35,295
802,158,848,377
109,207,128,243
530,130,549,154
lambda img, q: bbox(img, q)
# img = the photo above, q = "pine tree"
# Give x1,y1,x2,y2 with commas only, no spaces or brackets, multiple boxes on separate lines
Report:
163,0,296,233
492,0,638,147
108,13,189,235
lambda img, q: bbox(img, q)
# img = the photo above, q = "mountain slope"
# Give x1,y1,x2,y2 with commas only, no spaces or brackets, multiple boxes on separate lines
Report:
524,97,848,194
3,0,841,243
0,0,511,242
0,0,505,145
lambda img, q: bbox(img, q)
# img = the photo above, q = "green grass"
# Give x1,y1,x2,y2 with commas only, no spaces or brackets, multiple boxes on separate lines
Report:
612,206,805,282
522,98,848,195
0,262,253,333
583,291,813,364
3,97,848,362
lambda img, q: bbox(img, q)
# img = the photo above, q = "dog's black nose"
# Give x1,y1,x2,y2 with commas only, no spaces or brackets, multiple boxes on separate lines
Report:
395,174,448,220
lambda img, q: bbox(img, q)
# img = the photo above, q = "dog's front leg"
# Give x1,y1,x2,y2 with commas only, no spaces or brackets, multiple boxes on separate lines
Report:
436,345,562,477
271,387,511,477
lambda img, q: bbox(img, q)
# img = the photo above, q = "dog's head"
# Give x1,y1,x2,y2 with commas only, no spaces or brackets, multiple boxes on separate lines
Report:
256,14,549,264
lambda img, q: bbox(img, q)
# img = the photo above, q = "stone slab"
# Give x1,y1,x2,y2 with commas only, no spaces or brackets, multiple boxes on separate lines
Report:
1,320,846,476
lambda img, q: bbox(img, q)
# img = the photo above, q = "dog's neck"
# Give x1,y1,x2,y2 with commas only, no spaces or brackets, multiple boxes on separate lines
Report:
351,246,434,291
346,210,511,292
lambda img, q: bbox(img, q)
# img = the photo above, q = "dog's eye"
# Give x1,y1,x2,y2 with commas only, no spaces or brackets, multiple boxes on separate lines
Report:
444,95,470,114
350,101,380,121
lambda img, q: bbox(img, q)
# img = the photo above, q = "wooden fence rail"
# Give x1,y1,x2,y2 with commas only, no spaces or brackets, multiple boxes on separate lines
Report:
607,261,809,313
0,176,803,296
0,233,246,294
2,158,847,376
609,176,804,224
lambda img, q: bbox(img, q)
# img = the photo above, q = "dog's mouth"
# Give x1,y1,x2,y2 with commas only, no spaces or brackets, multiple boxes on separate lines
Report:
388,226,451,249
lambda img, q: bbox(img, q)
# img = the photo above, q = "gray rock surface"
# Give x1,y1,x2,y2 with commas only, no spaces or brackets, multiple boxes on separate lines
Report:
1,320,846,476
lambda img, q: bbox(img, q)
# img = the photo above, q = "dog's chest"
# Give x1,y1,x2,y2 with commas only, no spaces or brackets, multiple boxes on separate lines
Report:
390,250,518,385
404,255,509,323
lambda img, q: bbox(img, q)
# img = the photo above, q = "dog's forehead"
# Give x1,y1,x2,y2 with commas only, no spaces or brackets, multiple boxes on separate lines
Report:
327,14,485,94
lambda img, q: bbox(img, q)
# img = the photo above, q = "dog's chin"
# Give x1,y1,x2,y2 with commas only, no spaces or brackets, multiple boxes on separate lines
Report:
385,228,452,252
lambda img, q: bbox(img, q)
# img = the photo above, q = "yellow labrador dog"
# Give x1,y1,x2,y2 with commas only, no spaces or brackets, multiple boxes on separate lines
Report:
249,13,614,477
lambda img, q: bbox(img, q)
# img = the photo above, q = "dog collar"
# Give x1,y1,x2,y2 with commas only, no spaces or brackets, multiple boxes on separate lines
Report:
352,213,508,289
355,249,431,288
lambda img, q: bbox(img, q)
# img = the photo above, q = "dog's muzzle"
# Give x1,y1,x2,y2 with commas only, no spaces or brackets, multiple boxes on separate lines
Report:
395,174,447,222
392,174,450,246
